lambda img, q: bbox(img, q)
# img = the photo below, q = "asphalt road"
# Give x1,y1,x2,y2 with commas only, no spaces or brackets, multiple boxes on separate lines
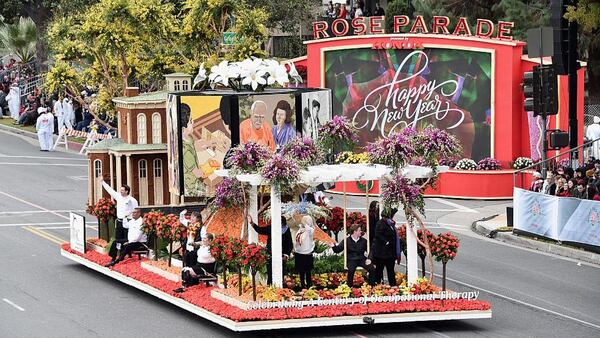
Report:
1,129,599,337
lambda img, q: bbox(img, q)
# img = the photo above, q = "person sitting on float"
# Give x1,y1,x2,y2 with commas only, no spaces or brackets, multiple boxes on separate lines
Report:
291,205,316,289
179,209,206,267
247,214,293,285
328,223,375,287
174,233,216,293
105,208,147,267
371,207,401,286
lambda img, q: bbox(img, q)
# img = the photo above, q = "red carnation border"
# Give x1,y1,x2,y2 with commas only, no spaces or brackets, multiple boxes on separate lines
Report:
60,243,491,323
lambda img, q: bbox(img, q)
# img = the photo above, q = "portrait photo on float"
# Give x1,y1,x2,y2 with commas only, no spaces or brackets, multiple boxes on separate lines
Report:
238,93,297,152
301,90,332,140
179,95,232,197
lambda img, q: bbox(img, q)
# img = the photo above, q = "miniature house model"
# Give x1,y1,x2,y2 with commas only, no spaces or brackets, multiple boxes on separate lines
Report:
87,73,192,207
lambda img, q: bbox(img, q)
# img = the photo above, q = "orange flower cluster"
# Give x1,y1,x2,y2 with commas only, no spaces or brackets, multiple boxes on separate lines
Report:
90,198,116,222
410,278,440,295
432,232,460,263
142,210,164,236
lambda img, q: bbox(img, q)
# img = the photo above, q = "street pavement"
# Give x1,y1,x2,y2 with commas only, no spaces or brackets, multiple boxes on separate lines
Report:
1,129,599,337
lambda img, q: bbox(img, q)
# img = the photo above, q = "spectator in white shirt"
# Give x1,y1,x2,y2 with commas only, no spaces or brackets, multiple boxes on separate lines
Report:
100,180,138,240
175,233,216,292
105,208,148,267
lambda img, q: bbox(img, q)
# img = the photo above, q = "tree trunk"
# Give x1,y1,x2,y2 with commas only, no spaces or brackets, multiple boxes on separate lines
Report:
153,235,158,261
27,3,49,72
237,265,243,296
168,241,173,267
442,261,447,291
420,255,426,278
252,272,257,301
222,264,227,289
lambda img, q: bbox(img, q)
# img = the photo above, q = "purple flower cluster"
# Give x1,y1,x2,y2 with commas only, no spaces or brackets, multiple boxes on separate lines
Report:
213,178,245,209
317,116,358,151
367,132,416,170
226,142,272,173
415,127,462,165
439,157,460,168
476,157,502,170
261,153,300,193
281,137,321,168
381,174,424,218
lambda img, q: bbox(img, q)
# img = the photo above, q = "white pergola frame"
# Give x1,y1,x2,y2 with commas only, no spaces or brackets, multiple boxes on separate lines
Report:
216,163,447,288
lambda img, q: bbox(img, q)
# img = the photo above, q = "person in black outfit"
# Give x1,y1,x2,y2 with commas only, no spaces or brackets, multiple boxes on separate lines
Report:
368,201,380,247
374,2,384,16
329,224,375,287
371,208,401,286
248,215,293,285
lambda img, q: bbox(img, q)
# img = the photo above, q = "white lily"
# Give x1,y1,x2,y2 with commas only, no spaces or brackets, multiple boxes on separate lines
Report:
209,60,231,87
268,63,290,86
262,59,280,85
287,61,303,84
238,58,264,78
193,63,207,89
241,69,267,90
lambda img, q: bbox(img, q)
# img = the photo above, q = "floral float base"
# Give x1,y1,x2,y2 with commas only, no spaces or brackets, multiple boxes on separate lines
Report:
60,244,491,331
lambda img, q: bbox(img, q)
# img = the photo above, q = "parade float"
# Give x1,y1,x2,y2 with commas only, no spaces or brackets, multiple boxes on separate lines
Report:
63,60,491,330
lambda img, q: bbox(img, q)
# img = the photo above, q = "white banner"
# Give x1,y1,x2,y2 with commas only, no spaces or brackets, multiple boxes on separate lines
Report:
514,188,600,247
69,212,86,254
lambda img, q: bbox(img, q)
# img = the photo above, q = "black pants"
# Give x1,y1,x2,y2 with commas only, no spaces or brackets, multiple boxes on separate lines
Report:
183,249,197,268
347,259,375,287
295,253,313,288
108,241,146,262
373,257,397,286
182,262,216,287
115,219,128,241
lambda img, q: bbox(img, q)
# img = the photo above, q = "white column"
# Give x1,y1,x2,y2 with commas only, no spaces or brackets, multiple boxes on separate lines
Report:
126,154,132,188
115,155,122,187
109,154,114,188
406,223,418,285
248,185,258,244
270,185,283,288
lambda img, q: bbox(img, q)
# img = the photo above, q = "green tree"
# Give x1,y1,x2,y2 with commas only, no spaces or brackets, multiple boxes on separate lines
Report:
0,16,37,62
385,0,411,33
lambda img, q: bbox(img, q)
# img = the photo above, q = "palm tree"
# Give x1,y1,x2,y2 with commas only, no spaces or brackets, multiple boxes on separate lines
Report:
0,17,38,63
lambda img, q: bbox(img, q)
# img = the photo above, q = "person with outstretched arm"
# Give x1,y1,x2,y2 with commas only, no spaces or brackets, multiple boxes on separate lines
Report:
99,179,138,241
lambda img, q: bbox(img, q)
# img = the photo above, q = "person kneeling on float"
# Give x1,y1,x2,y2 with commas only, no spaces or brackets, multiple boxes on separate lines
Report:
174,233,216,293
105,208,147,267
328,223,376,287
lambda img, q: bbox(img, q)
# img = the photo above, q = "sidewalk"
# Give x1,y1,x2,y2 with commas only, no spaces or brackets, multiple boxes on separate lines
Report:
0,117,85,153
473,214,600,265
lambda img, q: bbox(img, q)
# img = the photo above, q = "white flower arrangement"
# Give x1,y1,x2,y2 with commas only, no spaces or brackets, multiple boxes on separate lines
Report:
454,158,477,170
194,57,303,91
513,156,533,169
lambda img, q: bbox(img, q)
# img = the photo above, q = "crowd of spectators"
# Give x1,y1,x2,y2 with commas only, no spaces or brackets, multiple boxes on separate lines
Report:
323,1,385,20
529,159,600,201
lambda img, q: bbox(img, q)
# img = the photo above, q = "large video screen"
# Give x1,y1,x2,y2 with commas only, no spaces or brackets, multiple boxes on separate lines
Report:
325,48,493,160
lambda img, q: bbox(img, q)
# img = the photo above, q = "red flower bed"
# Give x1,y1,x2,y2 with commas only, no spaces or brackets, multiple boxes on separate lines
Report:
61,244,491,322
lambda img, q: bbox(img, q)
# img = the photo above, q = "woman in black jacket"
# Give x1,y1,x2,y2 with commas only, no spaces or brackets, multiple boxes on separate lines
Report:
368,201,380,247
370,208,401,286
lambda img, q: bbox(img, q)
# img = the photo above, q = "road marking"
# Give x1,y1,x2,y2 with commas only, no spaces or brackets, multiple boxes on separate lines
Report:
67,176,88,181
0,210,85,215
0,191,69,220
0,163,87,167
35,225,98,230
2,298,25,312
0,222,69,227
429,198,478,213
23,226,65,245
443,273,600,331
0,154,86,161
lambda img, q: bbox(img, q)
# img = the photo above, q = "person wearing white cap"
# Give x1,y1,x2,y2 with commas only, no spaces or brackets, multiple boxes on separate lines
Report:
586,116,600,160
35,107,54,151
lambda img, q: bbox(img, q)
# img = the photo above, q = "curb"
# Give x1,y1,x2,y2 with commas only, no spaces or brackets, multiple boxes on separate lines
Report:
0,119,84,154
473,217,600,265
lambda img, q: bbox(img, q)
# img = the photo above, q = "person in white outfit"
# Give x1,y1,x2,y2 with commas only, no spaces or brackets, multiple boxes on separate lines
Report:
175,233,216,292
6,83,21,121
586,116,600,160
62,97,75,129
100,180,138,240
293,213,315,289
53,96,65,131
36,107,54,151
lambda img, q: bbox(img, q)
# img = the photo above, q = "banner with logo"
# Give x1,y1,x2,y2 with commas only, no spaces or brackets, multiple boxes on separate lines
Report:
513,188,559,238
324,48,492,161
514,188,600,247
